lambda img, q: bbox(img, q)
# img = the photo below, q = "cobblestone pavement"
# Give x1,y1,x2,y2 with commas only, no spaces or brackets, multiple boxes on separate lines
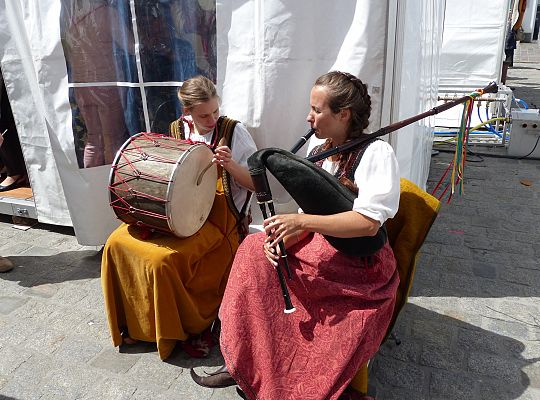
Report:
511,40,540,108
369,40,540,399
1,47,540,400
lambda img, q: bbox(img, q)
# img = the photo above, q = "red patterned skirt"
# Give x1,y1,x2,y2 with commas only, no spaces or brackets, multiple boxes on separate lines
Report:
220,232,399,400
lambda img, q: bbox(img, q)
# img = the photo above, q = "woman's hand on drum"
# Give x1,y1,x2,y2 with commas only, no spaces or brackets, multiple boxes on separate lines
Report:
213,145,233,167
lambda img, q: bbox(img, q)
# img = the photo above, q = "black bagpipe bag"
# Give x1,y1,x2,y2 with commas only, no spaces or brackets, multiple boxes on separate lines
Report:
248,148,387,257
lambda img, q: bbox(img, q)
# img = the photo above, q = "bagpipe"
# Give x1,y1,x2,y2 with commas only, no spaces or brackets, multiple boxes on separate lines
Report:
249,81,498,313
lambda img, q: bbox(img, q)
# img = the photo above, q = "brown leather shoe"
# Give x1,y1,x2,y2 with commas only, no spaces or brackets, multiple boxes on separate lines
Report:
190,365,236,388
0,257,13,273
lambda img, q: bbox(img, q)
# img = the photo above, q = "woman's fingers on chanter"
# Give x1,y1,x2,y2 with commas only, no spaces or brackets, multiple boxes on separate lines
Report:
263,242,279,266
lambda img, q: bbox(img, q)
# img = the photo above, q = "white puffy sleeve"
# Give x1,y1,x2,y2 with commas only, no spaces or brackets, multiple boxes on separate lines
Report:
352,140,400,225
230,122,257,166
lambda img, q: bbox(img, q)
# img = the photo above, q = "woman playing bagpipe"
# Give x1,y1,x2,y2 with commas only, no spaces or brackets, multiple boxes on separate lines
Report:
191,71,401,399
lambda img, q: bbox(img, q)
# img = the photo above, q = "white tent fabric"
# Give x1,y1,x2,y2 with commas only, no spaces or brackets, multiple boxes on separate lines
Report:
0,0,73,227
217,0,387,152
438,0,511,91
218,0,389,210
390,0,446,187
0,0,120,244
0,0,445,244
218,0,446,202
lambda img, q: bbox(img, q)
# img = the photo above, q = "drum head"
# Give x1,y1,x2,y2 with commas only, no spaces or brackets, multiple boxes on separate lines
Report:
167,144,217,237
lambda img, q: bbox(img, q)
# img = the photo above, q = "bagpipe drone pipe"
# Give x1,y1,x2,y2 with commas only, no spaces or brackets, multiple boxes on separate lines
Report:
249,81,498,312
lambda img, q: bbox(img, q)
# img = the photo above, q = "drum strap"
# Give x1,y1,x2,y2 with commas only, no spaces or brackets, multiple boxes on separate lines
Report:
215,117,253,242
169,118,184,140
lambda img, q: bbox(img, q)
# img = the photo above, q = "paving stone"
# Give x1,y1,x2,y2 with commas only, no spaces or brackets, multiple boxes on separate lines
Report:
471,248,537,269
374,386,427,400
428,370,478,400
72,311,112,344
0,296,28,315
477,376,532,400
90,348,141,374
7,353,61,389
471,262,498,279
80,377,137,399
410,317,456,348
439,272,481,296
0,346,33,375
377,338,420,363
23,282,59,298
125,353,182,389
468,351,525,384
23,326,68,355
477,277,528,297
420,341,467,370
52,334,103,364
370,356,426,391
456,326,524,357
39,365,106,400
523,361,540,389
0,380,44,400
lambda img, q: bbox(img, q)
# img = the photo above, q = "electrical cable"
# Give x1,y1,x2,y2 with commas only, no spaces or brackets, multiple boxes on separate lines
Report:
513,97,529,110
484,106,501,136
434,117,509,137
477,103,498,135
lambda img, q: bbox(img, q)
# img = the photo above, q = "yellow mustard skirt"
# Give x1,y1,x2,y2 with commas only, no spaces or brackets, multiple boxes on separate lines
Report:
101,179,239,360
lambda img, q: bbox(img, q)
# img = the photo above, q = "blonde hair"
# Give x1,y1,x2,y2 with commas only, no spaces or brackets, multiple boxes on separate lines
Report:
178,75,218,110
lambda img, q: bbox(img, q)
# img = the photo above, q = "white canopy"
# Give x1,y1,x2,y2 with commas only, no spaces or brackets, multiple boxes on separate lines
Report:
0,0,446,244
438,0,511,91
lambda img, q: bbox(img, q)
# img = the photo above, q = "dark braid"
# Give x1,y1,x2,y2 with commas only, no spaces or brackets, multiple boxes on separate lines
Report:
314,71,372,180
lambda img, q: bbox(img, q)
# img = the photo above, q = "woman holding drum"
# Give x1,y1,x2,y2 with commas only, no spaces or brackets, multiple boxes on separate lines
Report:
101,76,256,360
191,71,401,399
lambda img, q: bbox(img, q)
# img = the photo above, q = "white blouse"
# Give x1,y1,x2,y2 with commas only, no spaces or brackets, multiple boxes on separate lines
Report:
182,118,257,212
321,140,400,226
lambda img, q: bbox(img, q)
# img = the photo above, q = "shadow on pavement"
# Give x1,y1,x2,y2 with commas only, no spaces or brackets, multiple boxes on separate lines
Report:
1,249,102,287
371,304,539,399
418,153,540,298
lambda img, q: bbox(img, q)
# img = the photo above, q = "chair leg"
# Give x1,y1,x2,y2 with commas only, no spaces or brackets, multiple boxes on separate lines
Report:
388,331,401,346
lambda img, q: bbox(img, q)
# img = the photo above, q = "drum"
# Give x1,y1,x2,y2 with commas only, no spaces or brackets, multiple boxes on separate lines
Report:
109,133,217,237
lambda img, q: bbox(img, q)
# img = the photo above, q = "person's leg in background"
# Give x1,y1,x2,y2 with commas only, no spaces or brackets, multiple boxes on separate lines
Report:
0,80,27,190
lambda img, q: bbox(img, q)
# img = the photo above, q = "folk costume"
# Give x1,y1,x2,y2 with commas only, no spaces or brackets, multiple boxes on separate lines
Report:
101,116,256,360
219,140,401,399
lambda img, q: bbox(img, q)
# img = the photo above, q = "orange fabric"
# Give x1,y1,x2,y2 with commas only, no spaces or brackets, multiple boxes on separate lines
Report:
349,364,368,395
385,178,440,333
350,178,440,392
101,172,239,360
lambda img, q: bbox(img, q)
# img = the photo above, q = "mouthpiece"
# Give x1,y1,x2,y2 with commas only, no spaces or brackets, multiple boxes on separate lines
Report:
290,128,316,154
